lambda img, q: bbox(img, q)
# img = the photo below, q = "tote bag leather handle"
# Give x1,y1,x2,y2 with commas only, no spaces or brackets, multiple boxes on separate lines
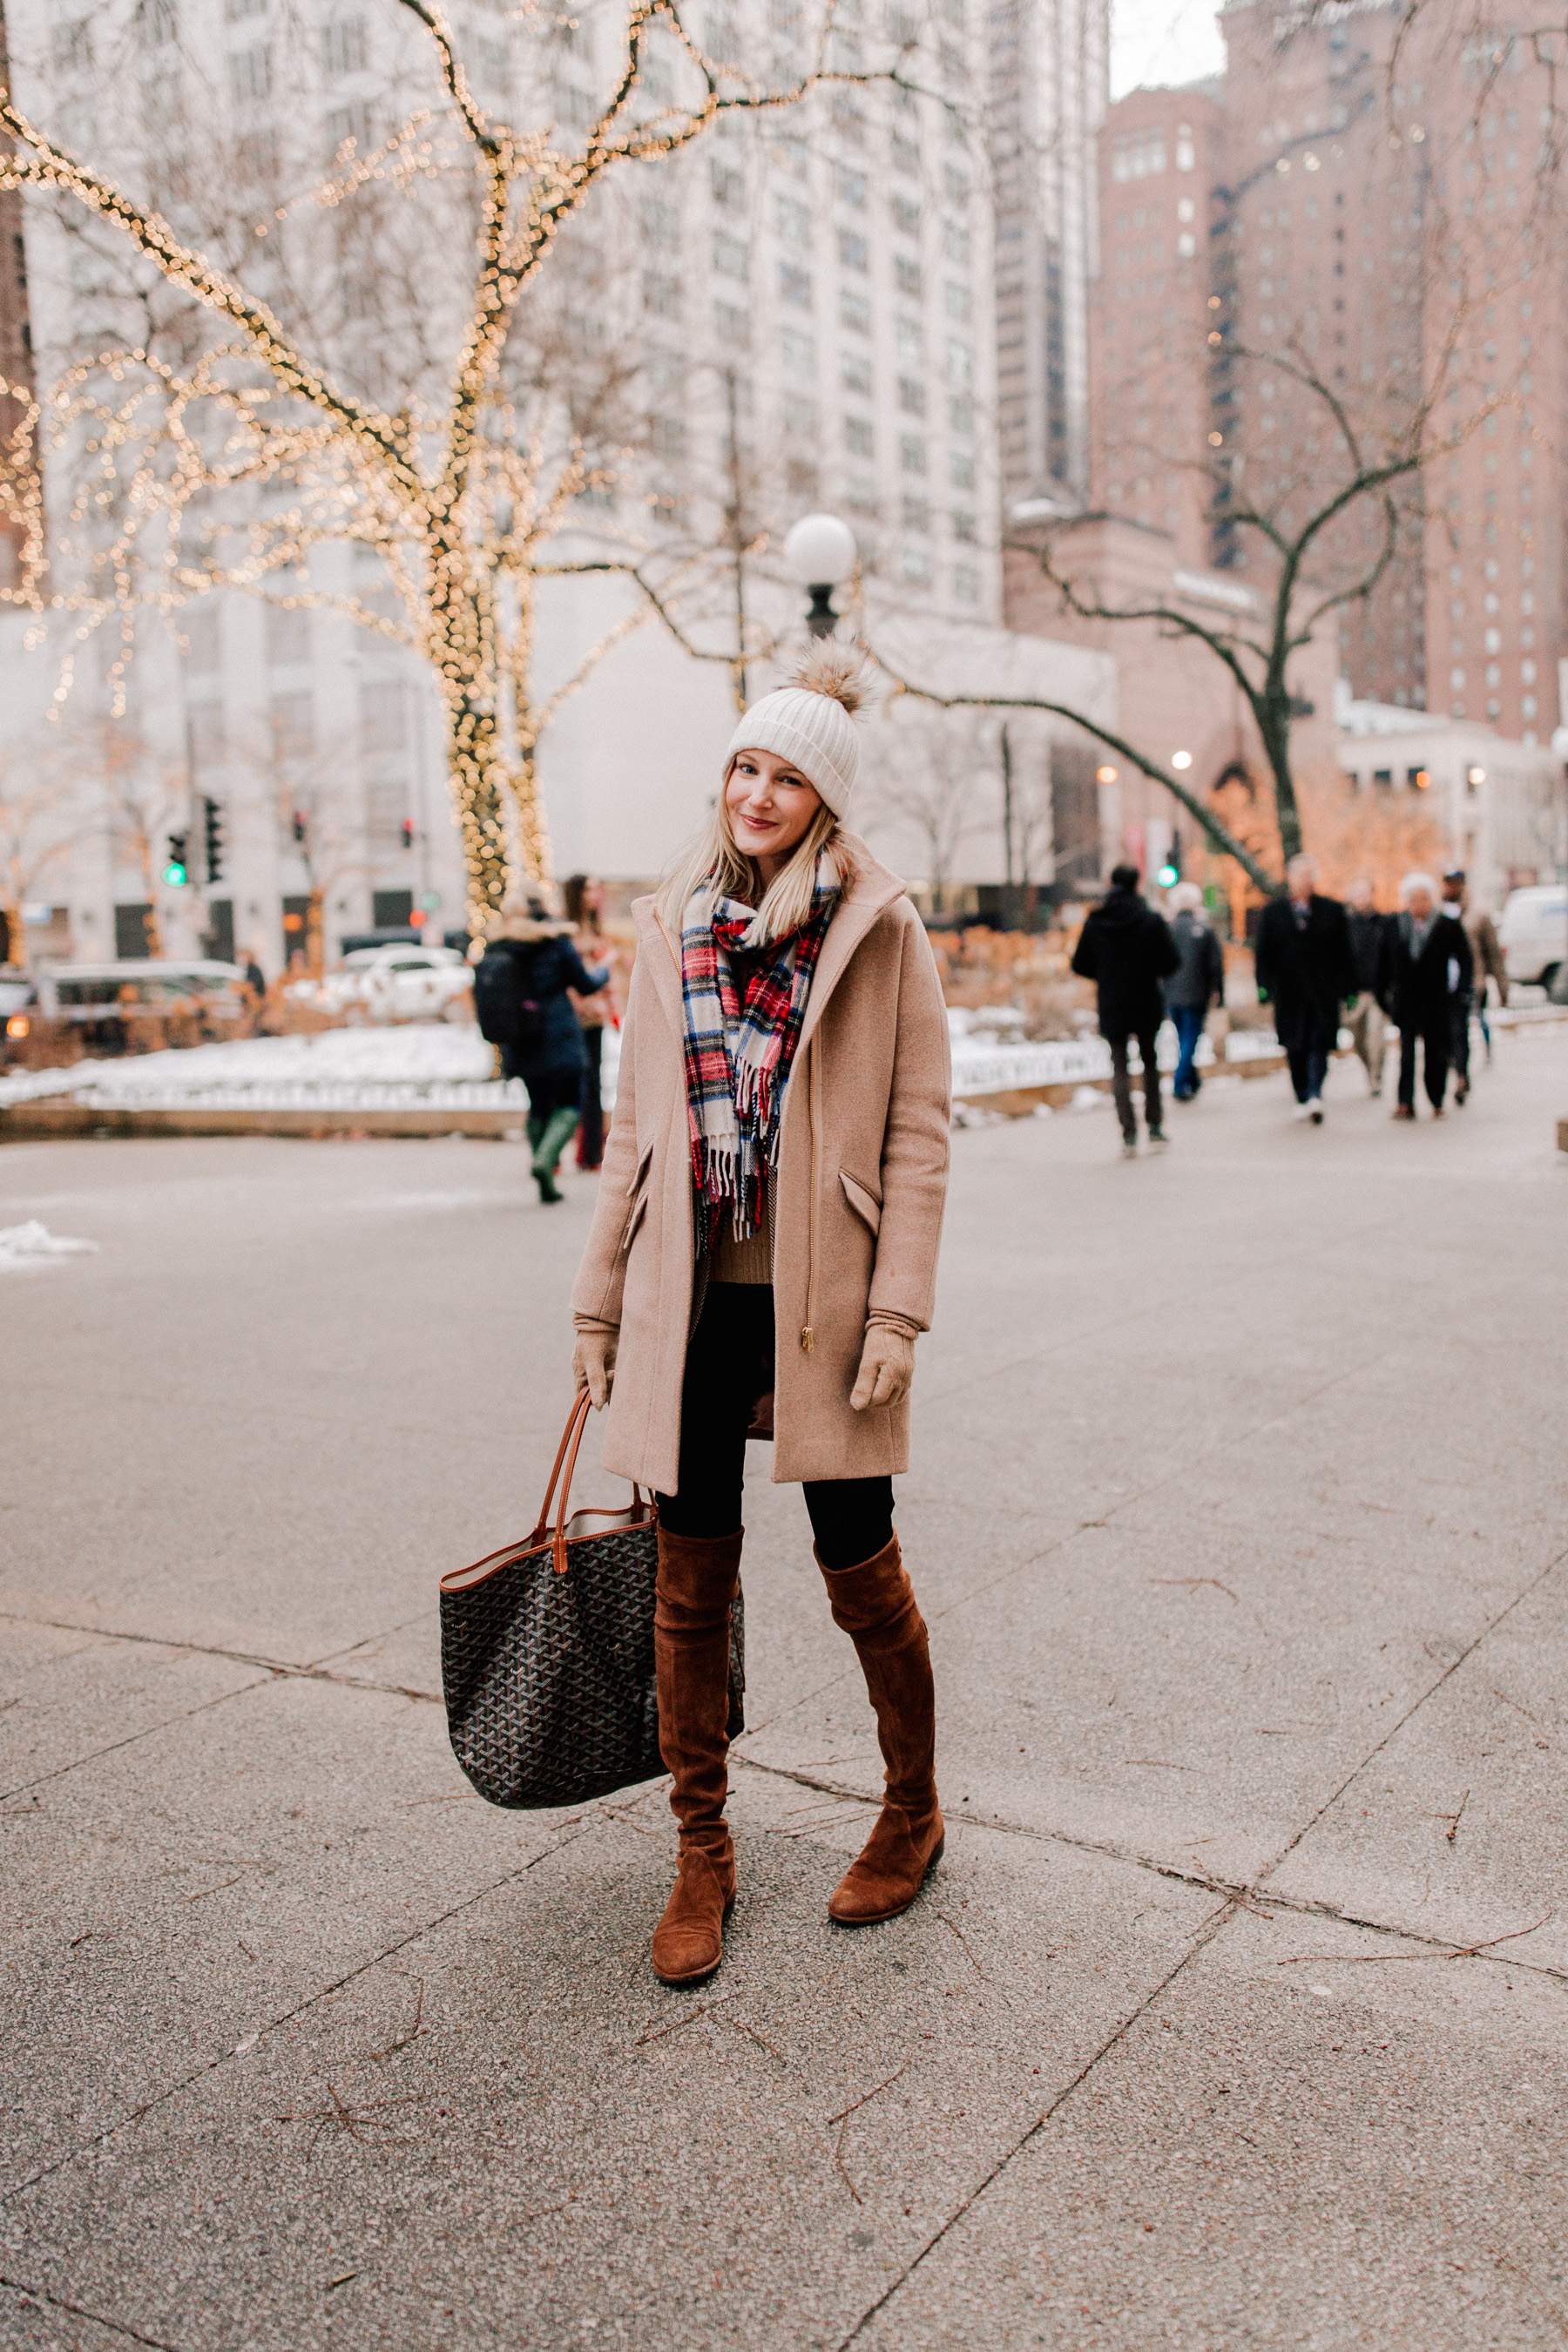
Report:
534,1391,649,1577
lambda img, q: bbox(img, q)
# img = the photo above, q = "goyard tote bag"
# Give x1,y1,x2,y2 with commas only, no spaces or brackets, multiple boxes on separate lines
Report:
439,1393,744,1809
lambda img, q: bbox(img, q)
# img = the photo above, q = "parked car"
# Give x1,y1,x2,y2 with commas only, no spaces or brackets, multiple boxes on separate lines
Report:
1497,885,1568,992
24,960,249,1056
37,961,249,1023
287,943,474,1024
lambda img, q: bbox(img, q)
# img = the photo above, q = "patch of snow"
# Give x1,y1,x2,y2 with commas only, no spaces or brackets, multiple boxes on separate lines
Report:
1070,1085,1110,1112
0,1220,99,1269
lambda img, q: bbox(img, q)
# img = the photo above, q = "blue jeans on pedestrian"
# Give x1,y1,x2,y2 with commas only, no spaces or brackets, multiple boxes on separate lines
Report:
1171,1005,1206,1098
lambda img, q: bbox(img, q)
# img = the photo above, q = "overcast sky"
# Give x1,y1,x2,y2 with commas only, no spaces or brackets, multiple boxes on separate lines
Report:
1109,0,1226,99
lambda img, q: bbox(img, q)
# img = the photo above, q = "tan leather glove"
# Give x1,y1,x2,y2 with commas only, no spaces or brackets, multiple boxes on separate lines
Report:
850,1321,916,1412
572,1321,618,1409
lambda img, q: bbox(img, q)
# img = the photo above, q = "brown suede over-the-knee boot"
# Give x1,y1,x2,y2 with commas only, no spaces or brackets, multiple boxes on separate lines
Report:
817,1534,943,1924
652,1525,742,1984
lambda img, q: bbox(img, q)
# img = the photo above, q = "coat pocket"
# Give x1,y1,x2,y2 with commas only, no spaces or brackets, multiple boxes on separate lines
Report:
839,1169,882,1237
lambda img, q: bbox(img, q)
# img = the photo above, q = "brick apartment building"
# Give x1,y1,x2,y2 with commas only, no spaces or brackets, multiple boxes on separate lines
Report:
1007,0,1566,903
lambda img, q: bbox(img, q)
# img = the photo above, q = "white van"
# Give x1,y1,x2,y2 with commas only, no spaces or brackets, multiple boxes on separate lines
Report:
1497,887,1568,991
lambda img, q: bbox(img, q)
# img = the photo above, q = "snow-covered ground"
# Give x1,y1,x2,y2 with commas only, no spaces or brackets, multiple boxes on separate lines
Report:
0,1017,1282,1115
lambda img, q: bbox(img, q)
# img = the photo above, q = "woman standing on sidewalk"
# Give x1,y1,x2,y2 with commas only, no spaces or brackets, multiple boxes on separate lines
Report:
570,649,951,1987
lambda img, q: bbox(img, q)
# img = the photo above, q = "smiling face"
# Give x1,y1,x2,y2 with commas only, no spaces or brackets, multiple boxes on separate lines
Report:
724,748,824,885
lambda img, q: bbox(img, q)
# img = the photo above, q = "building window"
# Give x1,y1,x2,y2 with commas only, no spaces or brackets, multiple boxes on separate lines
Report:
900,433,927,474
780,262,812,308
841,349,872,393
1112,127,1166,180
954,564,979,602
846,477,877,513
711,161,746,207
783,328,815,375
945,280,970,322
891,133,919,175
950,449,975,489
783,395,817,436
900,548,933,585
898,375,925,415
943,221,970,267
776,193,811,246
838,229,868,272
952,510,977,542
1176,121,1195,170
323,15,368,75
891,194,920,238
946,339,972,384
841,289,871,335
836,166,868,206
713,232,748,281
643,273,681,315
895,256,923,296
846,416,875,456
948,395,974,436
714,299,751,345
902,495,929,532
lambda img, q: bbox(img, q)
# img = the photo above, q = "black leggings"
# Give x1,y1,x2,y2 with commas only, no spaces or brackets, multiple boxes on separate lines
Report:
655,1283,894,1571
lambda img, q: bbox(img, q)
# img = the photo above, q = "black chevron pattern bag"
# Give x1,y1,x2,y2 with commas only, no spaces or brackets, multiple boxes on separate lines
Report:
439,1393,744,1809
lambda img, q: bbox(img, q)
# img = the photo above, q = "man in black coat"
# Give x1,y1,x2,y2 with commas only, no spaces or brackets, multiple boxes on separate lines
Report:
1377,871,1474,1119
1071,863,1179,1156
1343,877,1391,1098
1254,852,1356,1125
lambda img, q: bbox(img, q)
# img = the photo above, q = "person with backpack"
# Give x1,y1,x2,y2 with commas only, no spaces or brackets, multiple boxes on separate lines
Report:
474,895,609,1201
1071,864,1180,1155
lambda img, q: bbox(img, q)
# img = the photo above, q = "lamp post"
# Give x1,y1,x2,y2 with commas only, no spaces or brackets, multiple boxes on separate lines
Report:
783,512,857,639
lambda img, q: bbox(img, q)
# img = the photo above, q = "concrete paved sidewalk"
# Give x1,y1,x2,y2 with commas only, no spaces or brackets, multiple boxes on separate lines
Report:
2,1024,1565,2351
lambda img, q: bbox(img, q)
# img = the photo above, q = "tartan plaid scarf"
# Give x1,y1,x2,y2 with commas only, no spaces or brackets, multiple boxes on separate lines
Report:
680,857,840,1252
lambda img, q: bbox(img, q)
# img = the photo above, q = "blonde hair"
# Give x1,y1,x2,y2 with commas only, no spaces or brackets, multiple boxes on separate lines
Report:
657,774,855,945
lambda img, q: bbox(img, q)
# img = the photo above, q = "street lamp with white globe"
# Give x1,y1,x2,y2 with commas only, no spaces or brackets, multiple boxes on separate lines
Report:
784,512,858,639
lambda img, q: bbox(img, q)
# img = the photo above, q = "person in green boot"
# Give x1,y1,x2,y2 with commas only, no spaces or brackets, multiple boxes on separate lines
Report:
474,892,609,1203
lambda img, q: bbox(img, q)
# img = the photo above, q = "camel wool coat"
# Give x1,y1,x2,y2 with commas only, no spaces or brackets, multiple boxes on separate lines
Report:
570,837,951,1494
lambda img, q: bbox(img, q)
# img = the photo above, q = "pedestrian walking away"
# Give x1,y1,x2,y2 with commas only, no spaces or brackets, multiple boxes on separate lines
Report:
1439,869,1477,1103
570,646,951,1989
1460,879,1509,1064
1379,871,1474,1119
562,872,619,1171
1254,852,1356,1124
474,893,609,1200
1071,863,1179,1154
1343,877,1390,1098
1161,882,1224,1103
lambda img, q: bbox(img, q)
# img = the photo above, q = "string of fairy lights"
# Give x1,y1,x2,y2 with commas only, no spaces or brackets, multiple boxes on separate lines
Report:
0,0,879,938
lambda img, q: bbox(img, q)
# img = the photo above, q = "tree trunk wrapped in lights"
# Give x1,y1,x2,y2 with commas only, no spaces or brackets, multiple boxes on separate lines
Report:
0,0,896,938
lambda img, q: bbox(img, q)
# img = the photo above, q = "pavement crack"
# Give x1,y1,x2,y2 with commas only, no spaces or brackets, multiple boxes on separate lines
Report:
833,1899,1240,2349
0,1676,272,1809
0,2274,185,2350
0,1818,596,2209
1250,1536,1568,1899
0,1609,443,1720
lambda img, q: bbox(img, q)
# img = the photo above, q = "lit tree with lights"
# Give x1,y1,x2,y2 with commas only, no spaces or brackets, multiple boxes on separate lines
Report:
0,0,887,936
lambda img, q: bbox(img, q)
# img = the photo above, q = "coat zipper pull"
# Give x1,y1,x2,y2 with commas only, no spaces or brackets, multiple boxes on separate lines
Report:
801,1326,814,1352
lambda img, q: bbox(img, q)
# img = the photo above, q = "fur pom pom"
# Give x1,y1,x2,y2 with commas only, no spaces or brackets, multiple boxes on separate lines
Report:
789,643,867,718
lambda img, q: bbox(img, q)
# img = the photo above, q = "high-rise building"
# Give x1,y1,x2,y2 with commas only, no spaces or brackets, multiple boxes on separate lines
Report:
1219,1,1564,743
987,0,1107,507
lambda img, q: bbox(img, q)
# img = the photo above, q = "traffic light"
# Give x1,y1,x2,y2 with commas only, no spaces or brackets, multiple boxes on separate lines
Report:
1157,829,1181,889
291,808,308,844
163,833,188,887
203,797,224,883
401,818,415,850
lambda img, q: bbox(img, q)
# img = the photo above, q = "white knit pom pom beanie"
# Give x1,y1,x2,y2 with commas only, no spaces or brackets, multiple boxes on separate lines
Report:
723,645,868,818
